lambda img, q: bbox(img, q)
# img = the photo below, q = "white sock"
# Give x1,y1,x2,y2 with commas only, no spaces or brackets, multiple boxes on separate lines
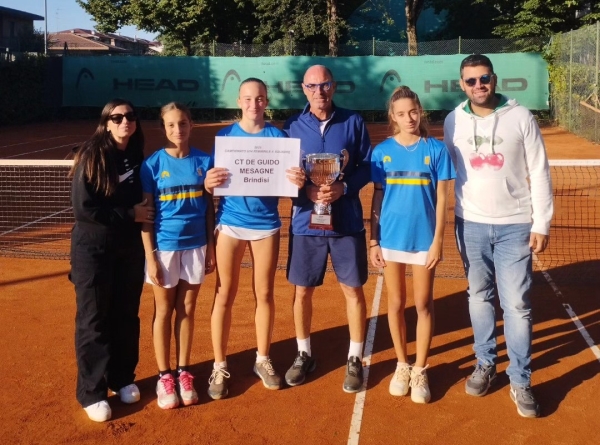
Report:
297,337,311,356
214,361,227,370
348,341,364,360
256,352,268,363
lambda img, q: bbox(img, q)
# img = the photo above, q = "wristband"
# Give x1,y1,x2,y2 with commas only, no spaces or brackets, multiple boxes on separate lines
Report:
369,243,379,248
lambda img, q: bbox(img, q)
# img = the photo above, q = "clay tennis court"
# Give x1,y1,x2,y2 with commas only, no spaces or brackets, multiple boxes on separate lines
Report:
0,121,598,445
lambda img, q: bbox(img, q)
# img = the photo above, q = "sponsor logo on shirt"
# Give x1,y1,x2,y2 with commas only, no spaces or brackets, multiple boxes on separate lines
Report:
118,169,134,183
161,171,170,178
383,155,392,163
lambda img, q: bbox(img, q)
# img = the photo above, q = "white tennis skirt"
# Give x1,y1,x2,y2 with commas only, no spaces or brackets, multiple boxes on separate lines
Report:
381,247,428,266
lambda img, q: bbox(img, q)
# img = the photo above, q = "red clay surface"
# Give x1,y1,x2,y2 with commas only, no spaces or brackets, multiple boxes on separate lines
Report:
0,121,599,445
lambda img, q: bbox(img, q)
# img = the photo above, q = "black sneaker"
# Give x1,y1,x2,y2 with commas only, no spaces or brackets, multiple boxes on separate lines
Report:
285,351,316,386
343,356,364,393
510,385,541,418
465,363,496,397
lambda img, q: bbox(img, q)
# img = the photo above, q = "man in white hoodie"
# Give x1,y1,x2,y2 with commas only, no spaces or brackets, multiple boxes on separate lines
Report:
444,54,553,418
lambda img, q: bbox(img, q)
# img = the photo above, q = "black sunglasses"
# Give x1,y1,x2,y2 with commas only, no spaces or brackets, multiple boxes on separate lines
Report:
108,112,137,124
463,74,494,87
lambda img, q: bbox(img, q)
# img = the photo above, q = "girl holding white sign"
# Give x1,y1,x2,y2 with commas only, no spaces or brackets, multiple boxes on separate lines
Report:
141,102,216,409
203,78,305,399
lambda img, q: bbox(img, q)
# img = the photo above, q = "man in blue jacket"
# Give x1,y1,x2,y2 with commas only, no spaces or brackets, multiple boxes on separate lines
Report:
283,65,372,393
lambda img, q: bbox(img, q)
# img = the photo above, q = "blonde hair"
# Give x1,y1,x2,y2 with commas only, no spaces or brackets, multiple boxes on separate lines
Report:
387,86,429,137
160,102,192,127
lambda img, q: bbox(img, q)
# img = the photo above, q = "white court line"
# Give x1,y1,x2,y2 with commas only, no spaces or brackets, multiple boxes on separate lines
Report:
534,254,600,362
348,273,384,445
4,143,82,158
0,136,69,149
0,208,73,238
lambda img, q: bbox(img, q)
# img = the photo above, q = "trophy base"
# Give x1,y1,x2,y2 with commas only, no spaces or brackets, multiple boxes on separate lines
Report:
309,213,333,231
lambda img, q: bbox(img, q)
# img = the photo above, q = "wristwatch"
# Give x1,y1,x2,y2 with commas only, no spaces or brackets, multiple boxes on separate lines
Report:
342,181,348,195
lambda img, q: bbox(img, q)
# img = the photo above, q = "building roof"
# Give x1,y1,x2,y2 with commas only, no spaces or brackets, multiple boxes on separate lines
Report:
48,32,129,53
0,6,45,21
58,28,157,45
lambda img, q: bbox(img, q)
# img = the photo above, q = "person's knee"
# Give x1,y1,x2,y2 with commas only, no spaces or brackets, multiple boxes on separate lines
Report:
341,284,366,305
154,303,175,320
294,286,313,303
414,298,433,316
387,295,406,313
213,291,235,310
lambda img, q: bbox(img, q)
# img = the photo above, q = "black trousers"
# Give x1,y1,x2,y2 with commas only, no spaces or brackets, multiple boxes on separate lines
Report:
70,224,144,408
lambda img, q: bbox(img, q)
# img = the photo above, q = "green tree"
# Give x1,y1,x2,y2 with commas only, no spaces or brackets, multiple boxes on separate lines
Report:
405,0,424,55
252,0,364,55
77,0,257,55
426,0,500,39
75,0,133,33
490,1,600,49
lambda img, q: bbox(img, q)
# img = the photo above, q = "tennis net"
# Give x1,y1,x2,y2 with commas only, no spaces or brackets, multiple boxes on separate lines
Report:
0,159,598,281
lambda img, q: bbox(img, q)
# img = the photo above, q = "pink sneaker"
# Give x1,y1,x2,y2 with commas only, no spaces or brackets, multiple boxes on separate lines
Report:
156,374,180,409
178,371,199,406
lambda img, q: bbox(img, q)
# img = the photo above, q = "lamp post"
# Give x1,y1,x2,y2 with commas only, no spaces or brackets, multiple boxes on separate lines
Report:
44,0,47,55
288,29,294,56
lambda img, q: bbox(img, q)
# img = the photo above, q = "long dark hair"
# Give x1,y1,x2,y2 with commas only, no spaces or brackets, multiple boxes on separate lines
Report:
71,99,144,196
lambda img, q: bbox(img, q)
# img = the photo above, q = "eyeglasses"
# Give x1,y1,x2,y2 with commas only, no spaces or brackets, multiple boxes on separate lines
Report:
463,74,494,87
303,81,334,92
108,112,137,124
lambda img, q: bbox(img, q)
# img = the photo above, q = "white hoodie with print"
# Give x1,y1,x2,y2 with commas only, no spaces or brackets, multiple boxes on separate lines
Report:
444,96,553,235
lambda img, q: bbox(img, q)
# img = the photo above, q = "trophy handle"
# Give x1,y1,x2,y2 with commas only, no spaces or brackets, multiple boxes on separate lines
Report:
338,149,350,180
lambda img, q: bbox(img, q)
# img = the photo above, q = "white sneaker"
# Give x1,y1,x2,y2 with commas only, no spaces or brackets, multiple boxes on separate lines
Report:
118,383,140,404
83,400,112,422
410,365,431,404
389,363,411,396
156,374,180,409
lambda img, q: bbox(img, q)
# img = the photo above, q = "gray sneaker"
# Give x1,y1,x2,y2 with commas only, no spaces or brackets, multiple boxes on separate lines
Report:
465,363,497,397
510,385,541,418
285,351,316,386
207,367,230,400
343,356,364,393
253,359,282,390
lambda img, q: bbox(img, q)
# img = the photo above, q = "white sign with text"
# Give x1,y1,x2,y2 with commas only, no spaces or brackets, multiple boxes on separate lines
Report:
213,136,301,197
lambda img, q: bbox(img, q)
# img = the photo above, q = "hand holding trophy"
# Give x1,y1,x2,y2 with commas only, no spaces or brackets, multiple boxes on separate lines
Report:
304,149,349,230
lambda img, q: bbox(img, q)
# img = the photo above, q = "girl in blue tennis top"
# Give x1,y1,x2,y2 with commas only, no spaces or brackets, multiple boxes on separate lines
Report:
203,78,305,399
141,102,216,410
370,86,455,404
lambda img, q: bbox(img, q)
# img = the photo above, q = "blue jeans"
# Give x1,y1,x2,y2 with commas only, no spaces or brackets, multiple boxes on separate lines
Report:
455,217,533,387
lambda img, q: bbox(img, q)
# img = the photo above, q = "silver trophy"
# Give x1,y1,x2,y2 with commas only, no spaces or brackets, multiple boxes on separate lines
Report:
304,149,349,230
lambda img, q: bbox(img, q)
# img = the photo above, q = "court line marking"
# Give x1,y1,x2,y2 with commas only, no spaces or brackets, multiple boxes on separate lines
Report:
348,272,384,445
534,254,600,362
3,143,82,158
0,136,71,149
0,208,73,238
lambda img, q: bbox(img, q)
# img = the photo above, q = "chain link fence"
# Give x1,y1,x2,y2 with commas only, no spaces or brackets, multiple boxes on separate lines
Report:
186,37,547,57
549,22,600,143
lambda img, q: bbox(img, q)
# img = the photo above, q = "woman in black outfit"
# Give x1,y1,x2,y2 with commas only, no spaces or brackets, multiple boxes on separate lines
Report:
69,99,154,422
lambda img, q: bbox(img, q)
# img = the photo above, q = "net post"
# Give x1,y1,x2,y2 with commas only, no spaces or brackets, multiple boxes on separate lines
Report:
569,30,573,132
595,21,599,141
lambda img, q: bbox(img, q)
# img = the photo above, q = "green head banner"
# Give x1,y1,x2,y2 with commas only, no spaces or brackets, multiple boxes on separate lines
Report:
63,53,548,110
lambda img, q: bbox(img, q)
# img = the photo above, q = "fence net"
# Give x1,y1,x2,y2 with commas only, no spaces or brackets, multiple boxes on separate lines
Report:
1,159,598,282
550,22,600,143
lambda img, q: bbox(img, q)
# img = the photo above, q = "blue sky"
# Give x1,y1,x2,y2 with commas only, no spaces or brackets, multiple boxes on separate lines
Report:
2,0,158,41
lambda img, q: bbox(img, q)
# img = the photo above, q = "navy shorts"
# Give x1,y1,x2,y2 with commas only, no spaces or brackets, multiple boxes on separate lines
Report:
286,232,368,288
